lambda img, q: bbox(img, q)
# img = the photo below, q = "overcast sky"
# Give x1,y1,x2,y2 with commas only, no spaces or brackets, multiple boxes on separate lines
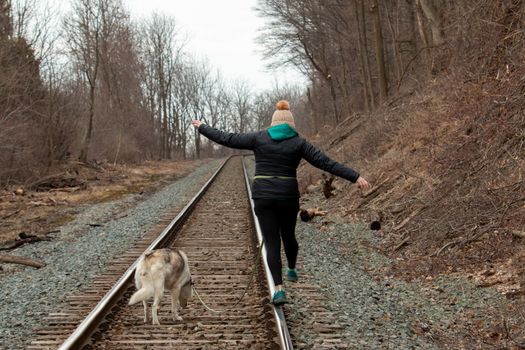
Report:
124,0,305,91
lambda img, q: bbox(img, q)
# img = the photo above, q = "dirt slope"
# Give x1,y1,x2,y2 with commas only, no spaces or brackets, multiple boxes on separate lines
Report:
299,71,525,286
296,65,525,346
0,160,206,246
298,67,525,340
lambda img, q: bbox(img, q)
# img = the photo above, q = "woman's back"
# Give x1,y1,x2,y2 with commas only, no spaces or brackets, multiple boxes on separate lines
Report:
252,124,303,179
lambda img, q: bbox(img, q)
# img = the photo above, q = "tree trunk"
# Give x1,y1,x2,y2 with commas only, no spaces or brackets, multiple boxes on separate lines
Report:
337,39,352,117
113,130,122,165
194,129,200,159
414,0,430,48
371,0,388,103
328,77,340,123
418,0,444,46
79,82,96,163
306,86,319,133
157,55,167,159
181,127,187,160
356,0,375,110
383,0,403,88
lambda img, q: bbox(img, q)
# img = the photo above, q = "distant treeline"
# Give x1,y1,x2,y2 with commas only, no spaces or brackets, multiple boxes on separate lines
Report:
0,0,305,185
1,0,523,186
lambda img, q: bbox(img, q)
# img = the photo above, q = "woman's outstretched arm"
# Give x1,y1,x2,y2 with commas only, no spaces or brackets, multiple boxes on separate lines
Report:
192,120,257,150
301,139,370,190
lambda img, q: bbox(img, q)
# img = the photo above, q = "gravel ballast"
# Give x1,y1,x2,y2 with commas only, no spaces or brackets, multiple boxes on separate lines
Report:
0,160,221,350
293,214,505,349
248,155,503,348
0,157,506,349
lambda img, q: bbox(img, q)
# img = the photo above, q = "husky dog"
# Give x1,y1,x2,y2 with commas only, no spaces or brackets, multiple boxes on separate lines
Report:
129,248,192,325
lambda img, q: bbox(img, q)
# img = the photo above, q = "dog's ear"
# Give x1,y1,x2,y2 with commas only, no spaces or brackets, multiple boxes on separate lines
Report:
144,251,154,258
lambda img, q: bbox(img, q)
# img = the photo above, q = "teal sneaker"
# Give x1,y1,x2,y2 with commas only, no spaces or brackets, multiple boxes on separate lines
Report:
287,268,298,282
271,290,288,305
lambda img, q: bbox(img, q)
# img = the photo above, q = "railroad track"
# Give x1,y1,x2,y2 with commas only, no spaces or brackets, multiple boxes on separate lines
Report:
28,156,348,349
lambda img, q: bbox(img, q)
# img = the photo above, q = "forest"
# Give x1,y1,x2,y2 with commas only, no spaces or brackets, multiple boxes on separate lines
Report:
2,0,524,239
1,0,525,347
2,0,523,187
0,0,305,186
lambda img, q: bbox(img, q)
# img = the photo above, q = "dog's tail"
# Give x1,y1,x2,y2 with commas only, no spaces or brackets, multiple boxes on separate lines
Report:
129,287,154,305
178,250,190,270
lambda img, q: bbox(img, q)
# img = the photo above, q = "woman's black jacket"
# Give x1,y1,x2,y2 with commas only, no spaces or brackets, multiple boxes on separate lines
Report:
198,124,360,199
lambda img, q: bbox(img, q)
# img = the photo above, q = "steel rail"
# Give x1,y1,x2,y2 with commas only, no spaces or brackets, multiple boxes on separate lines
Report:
58,157,230,350
241,156,294,350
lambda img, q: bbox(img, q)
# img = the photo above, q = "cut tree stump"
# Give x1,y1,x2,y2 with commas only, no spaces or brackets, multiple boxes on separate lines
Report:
300,208,328,222
512,230,525,238
322,174,336,198
0,255,46,268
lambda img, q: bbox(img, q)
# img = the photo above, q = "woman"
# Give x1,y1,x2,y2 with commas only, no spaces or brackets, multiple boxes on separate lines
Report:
192,100,370,305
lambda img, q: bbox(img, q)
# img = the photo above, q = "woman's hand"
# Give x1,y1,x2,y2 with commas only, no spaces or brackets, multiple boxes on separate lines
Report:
192,120,203,128
356,176,370,191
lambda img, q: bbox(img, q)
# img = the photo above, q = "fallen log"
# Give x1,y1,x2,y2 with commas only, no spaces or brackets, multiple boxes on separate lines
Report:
0,255,46,268
394,236,410,251
362,176,391,198
29,174,85,192
0,235,52,251
49,186,82,193
2,209,21,220
393,206,427,232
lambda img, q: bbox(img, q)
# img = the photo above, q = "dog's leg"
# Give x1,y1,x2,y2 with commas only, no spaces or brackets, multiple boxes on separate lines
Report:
142,301,149,323
152,293,161,325
170,286,183,321
151,280,164,325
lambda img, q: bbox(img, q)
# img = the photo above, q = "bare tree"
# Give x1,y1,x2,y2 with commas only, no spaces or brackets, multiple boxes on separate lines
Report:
186,58,212,158
256,0,448,125
138,13,182,159
10,0,59,66
65,0,105,163
231,80,253,133
40,62,80,166
0,0,49,182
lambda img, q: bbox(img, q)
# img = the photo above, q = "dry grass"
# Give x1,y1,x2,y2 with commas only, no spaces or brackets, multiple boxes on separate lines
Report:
298,63,525,346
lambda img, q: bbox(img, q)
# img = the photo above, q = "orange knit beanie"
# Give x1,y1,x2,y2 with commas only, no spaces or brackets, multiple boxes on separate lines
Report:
270,100,295,128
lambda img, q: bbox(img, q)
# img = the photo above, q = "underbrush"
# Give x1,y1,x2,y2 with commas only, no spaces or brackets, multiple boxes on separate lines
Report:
300,70,524,280
297,67,525,347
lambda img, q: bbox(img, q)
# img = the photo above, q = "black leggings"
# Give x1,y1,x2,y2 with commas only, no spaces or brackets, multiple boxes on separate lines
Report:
254,198,300,285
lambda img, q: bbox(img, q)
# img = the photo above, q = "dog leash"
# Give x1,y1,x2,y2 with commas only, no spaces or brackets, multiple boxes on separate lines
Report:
191,240,265,313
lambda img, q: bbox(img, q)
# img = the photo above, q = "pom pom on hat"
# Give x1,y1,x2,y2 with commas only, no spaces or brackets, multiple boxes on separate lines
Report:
271,100,295,128
276,100,290,111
